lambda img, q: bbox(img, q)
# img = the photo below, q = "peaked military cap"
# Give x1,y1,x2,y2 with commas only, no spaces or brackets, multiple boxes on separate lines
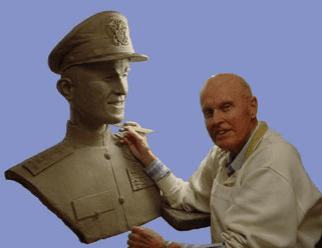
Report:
48,11,148,74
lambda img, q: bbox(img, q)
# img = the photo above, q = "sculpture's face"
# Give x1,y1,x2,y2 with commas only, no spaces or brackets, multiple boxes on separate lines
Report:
201,77,257,154
71,59,130,125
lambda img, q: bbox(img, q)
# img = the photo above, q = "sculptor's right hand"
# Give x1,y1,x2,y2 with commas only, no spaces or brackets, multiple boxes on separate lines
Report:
120,126,157,167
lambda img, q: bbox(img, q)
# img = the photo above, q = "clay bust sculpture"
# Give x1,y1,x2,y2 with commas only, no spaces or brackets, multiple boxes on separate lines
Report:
4,11,161,244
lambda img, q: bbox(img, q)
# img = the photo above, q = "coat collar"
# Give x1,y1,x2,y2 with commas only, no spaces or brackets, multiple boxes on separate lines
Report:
64,122,113,147
226,121,268,176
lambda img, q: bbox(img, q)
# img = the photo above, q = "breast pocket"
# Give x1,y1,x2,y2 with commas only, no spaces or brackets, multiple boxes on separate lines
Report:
72,190,116,221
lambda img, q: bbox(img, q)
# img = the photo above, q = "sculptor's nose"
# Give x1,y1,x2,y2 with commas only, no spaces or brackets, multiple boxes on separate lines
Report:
207,109,225,131
213,109,225,125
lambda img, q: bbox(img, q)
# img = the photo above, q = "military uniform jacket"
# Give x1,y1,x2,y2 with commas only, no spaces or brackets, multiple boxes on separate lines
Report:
5,123,161,243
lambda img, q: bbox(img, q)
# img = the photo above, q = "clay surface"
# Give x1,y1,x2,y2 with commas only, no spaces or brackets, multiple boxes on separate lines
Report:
4,11,161,244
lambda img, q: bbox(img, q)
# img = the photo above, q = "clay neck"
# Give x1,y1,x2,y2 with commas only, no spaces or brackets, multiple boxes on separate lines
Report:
64,121,112,147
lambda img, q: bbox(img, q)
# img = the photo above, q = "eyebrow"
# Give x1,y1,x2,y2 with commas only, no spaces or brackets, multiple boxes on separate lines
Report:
202,100,233,112
114,64,131,74
219,101,233,107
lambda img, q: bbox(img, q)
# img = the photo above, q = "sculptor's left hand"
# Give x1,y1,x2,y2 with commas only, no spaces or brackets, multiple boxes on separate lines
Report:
127,226,165,248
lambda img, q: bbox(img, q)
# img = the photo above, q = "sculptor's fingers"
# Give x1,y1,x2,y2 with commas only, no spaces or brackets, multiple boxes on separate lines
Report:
127,228,147,248
118,126,142,143
129,226,165,248
131,226,159,240
131,226,146,234
129,227,150,245
124,126,147,141
123,121,141,127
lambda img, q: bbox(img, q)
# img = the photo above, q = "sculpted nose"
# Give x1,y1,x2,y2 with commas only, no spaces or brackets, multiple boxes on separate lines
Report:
114,76,128,95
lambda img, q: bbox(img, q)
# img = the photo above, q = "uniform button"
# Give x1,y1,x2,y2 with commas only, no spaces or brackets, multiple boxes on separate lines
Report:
104,152,111,160
118,196,125,204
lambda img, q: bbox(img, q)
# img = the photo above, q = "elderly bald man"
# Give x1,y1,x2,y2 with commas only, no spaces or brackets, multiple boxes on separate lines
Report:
121,73,322,248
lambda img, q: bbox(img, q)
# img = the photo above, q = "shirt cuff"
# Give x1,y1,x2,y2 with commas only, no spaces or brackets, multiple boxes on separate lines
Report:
144,159,171,182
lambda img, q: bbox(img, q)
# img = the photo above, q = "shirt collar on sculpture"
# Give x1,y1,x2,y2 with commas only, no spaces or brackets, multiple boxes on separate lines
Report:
64,121,112,147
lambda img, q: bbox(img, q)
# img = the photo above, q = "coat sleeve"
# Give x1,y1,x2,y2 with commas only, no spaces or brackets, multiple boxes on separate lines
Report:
221,143,313,248
157,147,221,213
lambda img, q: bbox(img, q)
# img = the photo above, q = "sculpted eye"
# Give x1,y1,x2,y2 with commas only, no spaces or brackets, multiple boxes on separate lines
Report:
121,68,130,78
104,75,115,80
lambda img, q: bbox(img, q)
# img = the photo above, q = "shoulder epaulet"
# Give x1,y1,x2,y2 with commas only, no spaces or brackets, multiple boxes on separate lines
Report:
21,142,74,176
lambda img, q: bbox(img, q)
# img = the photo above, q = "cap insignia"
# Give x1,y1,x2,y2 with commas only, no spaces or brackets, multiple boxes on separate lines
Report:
105,19,129,46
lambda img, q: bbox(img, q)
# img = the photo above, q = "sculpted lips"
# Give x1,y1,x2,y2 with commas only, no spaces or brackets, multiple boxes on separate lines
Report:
108,100,125,109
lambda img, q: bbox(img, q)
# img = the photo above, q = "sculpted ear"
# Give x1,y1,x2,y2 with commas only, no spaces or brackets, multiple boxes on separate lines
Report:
57,78,74,102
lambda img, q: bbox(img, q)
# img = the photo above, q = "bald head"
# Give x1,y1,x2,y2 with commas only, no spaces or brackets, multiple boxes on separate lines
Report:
200,73,253,104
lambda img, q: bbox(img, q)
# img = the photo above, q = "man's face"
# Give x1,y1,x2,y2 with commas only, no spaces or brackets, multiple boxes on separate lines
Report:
201,77,257,154
70,59,130,125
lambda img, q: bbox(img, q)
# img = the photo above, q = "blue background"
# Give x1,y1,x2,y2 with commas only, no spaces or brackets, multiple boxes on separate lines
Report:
1,1,321,247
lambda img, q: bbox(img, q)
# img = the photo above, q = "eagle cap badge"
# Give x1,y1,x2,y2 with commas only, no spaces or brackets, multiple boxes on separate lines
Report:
106,19,129,46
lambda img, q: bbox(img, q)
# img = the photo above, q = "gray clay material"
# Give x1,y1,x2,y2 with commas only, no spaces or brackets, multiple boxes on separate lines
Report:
4,11,161,244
